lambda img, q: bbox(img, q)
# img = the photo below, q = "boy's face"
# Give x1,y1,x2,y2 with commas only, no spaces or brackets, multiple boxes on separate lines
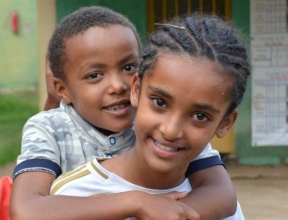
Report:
57,25,140,135
131,53,237,178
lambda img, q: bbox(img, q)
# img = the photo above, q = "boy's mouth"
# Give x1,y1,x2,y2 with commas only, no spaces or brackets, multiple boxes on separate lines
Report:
105,104,127,111
103,100,130,111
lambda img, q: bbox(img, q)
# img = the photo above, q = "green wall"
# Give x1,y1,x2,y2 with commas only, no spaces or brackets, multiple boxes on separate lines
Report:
2,0,286,165
232,0,288,165
0,0,147,92
0,0,38,90
56,0,147,44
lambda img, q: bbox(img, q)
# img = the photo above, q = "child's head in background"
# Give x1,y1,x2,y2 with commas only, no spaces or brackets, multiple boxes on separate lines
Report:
48,6,142,135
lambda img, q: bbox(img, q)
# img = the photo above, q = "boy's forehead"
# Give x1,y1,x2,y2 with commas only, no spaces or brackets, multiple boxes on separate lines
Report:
62,24,140,76
64,24,140,56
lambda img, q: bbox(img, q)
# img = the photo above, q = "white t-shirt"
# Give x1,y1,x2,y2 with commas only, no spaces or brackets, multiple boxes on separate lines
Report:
51,158,244,220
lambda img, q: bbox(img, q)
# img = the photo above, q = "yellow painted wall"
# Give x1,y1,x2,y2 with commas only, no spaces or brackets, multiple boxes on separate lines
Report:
211,128,234,154
36,0,56,109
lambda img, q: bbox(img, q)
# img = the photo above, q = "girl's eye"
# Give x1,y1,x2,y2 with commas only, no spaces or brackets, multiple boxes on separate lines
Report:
152,98,166,107
193,113,208,122
122,65,138,73
87,72,102,79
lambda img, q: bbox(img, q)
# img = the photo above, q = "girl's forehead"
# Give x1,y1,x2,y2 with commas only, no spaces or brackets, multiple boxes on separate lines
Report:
140,55,231,115
155,53,215,74
144,53,232,97
155,52,228,79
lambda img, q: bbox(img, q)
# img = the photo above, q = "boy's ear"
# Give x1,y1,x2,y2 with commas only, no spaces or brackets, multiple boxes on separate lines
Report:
130,74,140,108
215,110,238,138
53,78,72,104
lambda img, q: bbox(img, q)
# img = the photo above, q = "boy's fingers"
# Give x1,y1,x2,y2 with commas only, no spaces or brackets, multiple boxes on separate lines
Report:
156,191,188,200
186,208,200,220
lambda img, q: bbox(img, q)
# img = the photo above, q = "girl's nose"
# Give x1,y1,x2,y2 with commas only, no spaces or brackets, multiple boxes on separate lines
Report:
159,115,184,140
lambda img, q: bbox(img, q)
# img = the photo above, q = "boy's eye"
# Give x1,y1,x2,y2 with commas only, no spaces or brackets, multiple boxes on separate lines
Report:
87,72,102,79
152,98,166,107
122,65,138,72
192,113,208,121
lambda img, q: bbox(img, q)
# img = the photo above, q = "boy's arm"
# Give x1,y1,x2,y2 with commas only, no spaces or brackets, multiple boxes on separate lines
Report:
43,56,61,111
180,165,237,220
10,172,199,220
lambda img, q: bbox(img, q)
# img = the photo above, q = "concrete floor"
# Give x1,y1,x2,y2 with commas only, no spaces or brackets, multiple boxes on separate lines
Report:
227,161,288,220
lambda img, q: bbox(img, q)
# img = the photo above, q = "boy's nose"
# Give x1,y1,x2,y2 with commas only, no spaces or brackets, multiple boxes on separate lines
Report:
159,115,184,140
107,74,128,94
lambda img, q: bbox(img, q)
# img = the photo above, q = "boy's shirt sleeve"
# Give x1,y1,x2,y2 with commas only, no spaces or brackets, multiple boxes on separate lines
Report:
192,142,220,161
13,114,62,180
185,143,224,176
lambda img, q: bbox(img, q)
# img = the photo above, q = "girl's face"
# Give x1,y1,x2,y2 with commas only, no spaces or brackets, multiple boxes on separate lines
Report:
131,53,237,186
55,25,140,135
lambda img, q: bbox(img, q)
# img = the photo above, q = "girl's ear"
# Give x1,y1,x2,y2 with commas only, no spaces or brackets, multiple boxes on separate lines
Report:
53,78,72,104
215,110,238,138
130,74,140,108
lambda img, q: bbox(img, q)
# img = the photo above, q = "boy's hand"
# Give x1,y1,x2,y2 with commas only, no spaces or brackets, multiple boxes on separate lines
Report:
133,191,199,220
155,191,189,200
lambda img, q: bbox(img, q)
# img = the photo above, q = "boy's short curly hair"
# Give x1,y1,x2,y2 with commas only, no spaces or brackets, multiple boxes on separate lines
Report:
48,6,141,79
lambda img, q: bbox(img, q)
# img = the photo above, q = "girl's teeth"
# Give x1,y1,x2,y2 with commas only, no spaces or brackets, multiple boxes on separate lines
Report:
155,141,178,152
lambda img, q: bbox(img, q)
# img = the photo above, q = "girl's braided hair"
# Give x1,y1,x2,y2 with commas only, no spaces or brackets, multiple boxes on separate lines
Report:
139,13,250,115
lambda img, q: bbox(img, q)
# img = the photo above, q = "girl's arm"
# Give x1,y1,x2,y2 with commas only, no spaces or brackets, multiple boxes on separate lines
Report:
10,171,199,220
180,165,237,220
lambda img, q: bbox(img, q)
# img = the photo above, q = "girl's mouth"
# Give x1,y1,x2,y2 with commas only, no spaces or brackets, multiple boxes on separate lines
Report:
154,140,181,152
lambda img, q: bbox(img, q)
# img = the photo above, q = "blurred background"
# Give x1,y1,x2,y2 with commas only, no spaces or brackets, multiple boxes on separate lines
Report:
0,0,287,219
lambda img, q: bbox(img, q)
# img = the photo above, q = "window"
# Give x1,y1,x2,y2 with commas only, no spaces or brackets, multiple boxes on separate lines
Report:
147,0,231,32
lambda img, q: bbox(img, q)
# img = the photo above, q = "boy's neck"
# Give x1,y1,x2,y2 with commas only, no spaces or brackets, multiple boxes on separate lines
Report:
96,127,117,136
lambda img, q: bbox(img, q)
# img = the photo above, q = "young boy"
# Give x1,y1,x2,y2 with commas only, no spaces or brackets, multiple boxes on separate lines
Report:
51,13,249,220
10,6,237,220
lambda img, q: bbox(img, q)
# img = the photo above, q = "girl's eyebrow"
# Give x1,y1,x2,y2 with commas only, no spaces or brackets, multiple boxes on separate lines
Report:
147,86,172,99
148,85,220,113
193,103,220,113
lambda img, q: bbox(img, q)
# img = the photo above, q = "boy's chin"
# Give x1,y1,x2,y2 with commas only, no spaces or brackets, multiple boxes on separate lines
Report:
96,125,132,136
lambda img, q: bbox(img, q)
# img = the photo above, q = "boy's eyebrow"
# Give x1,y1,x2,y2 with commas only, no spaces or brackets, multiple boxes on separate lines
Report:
80,54,140,71
119,54,140,64
80,62,106,70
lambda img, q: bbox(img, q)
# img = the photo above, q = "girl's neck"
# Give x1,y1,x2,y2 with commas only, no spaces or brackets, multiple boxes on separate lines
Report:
101,148,186,189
